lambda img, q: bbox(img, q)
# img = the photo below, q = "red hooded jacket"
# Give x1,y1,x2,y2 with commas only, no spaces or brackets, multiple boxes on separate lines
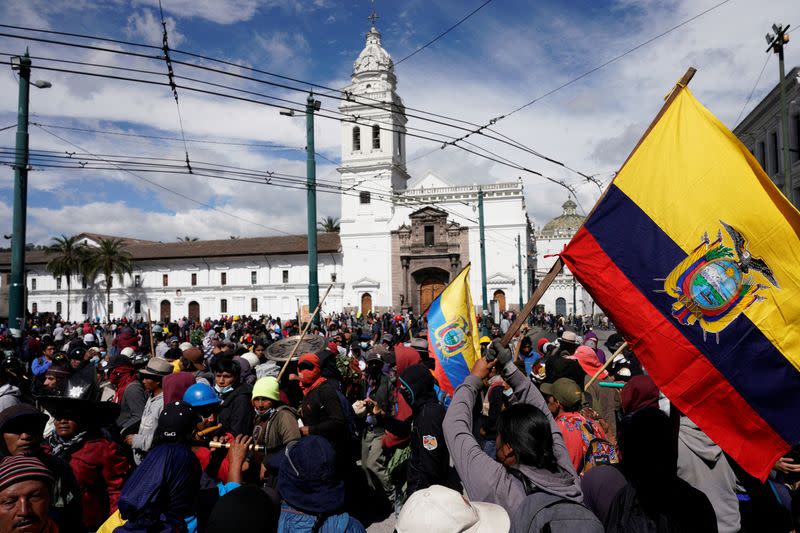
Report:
381,344,421,449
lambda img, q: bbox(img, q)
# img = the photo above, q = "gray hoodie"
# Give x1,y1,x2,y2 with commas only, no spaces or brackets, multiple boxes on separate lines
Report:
443,368,582,514
677,417,740,533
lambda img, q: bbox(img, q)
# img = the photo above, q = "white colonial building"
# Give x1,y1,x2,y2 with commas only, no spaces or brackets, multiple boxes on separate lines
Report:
534,199,594,317
1,22,534,322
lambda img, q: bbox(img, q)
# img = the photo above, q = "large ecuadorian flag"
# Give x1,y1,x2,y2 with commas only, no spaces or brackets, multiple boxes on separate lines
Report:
426,265,481,396
561,78,800,480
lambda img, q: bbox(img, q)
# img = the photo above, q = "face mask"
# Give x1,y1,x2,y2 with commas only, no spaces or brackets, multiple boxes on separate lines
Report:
214,384,234,395
254,406,275,418
360,342,369,350
503,388,514,398
90,356,100,365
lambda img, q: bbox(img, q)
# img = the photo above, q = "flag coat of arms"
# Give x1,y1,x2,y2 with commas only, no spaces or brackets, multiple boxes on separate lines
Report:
426,265,481,396
561,77,800,480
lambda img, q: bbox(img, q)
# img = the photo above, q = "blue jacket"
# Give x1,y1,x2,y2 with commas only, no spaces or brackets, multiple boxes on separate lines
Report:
31,357,51,376
277,504,365,533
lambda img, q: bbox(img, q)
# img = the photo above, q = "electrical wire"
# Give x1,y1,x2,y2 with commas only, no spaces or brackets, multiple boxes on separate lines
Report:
395,0,494,66
0,124,16,133
735,54,771,126
440,0,734,148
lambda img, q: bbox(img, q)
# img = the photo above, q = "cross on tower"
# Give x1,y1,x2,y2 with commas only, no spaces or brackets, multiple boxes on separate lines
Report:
368,0,379,26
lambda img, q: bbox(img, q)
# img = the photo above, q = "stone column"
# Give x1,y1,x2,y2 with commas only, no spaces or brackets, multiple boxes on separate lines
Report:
401,256,410,311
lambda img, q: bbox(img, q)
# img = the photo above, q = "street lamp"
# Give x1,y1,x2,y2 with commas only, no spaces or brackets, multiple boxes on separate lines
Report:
765,23,792,202
8,51,51,338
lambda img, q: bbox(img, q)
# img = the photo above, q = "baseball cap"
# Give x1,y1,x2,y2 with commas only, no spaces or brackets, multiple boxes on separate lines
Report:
540,378,582,409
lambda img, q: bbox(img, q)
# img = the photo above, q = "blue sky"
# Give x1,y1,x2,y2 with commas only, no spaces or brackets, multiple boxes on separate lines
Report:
0,0,796,243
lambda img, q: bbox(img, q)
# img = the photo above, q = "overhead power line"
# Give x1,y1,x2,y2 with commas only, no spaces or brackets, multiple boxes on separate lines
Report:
441,0,734,148
395,0,494,66
735,54,771,125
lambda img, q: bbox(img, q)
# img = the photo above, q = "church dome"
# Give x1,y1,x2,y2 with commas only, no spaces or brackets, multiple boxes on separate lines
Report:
540,199,584,237
353,26,394,75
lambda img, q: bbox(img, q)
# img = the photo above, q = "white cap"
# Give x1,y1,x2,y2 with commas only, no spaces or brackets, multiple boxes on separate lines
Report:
120,347,136,358
179,342,194,352
241,352,260,369
83,333,95,343
396,485,509,533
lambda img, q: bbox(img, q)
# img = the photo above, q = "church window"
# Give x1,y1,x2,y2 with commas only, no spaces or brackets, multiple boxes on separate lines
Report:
756,141,765,169
372,125,380,149
56,277,61,290
353,127,361,151
396,131,402,157
220,299,227,313
31,278,36,291
134,275,141,287
56,302,62,315
424,225,435,246
134,300,141,313
360,191,371,204
162,274,169,287
191,273,197,286
251,298,258,313
282,270,289,284
251,271,257,285
81,301,88,315
221,272,227,286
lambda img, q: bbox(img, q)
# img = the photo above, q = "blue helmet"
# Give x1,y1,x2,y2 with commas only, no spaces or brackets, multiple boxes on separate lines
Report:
183,383,220,407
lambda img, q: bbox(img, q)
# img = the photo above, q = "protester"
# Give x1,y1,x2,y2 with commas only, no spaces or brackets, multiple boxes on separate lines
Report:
0,455,58,533
212,357,254,436
250,377,300,486
126,358,171,464
273,436,366,532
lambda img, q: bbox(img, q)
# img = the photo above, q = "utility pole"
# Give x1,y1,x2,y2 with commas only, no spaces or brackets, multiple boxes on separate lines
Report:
306,93,321,323
766,23,792,203
8,52,31,337
478,186,488,313
516,234,523,311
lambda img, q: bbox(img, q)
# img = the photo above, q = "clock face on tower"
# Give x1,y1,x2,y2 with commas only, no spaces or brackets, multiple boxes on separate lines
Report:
355,54,380,73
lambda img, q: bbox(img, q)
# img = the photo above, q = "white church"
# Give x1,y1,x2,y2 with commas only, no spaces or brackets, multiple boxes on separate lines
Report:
2,23,592,322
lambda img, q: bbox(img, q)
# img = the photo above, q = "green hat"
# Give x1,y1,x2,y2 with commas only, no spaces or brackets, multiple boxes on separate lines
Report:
252,377,280,402
540,378,582,409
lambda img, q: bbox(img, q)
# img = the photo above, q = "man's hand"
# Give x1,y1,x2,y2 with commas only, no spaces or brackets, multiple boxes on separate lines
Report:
470,357,496,381
124,434,135,446
774,456,800,474
300,425,310,436
486,339,516,377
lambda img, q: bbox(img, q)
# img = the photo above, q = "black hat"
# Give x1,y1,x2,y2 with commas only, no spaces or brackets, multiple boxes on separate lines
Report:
37,365,119,424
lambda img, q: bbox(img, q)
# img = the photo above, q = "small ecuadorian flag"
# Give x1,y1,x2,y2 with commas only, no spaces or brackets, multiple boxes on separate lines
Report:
561,76,800,480
426,265,481,396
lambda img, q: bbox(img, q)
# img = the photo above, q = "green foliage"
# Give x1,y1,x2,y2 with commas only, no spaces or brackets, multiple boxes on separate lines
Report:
318,216,340,233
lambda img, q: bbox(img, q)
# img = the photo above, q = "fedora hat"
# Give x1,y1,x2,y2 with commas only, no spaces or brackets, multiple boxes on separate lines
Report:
138,358,173,379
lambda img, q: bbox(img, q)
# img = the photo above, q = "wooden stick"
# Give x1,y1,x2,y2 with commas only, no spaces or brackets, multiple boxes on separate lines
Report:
585,341,628,389
147,310,155,358
500,258,564,347
196,424,222,437
277,284,334,381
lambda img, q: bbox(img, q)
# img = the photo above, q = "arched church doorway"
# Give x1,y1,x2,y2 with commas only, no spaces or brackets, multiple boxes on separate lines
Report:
555,297,567,316
188,301,200,322
493,290,506,313
361,293,372,316
160,300,171,322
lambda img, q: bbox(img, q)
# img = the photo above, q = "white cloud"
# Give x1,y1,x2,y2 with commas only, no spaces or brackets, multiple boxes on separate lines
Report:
126,9,185,48
253,31,311,75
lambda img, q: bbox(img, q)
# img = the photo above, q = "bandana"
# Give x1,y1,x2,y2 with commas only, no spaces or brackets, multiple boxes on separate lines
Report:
575,345,608,380
297,353,325,395
110,365,138,404
47,430,88,459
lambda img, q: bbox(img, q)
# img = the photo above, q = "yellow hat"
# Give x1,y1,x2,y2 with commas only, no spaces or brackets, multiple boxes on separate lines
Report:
479,336,492,345
233,315,240,321
252,377,280,401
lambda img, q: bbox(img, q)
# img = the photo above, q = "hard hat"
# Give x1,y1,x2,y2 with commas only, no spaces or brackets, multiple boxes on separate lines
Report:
183,383,220,407
252,377,280,402
479,336,492,345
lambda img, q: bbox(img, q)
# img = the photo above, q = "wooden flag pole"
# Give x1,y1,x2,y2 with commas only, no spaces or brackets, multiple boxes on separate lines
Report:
147,310,155,358
500,257,564,347
585,341,628,389
277,283,334,381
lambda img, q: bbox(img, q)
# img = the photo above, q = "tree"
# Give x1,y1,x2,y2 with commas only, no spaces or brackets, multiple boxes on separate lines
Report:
318,216,340,233
177,236,198,242
85,238,133,320
45,235,88,321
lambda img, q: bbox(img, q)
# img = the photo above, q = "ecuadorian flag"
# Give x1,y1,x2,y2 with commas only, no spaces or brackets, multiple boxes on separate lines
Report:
561,76,800,480
426,265,481,396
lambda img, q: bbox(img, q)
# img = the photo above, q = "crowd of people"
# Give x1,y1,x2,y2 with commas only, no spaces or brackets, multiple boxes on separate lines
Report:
0,310,795,532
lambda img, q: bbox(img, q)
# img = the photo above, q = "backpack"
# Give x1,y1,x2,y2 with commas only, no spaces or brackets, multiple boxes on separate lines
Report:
508,468,603,533
578,421,618,475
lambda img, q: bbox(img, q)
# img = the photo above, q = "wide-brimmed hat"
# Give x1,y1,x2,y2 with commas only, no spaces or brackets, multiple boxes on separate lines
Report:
37,365,119,424
138,358,174,379
397,485,510,533
272,436,344,514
